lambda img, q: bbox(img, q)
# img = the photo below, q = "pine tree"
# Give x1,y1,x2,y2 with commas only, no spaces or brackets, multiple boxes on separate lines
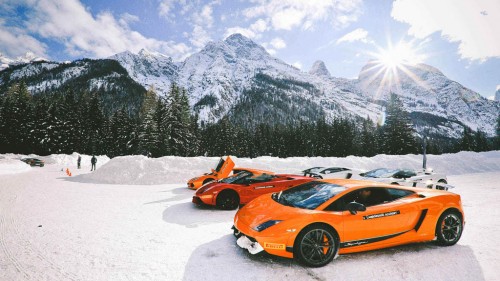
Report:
458,126,474,151
357,118,377,156
495,114,500,150
109,108,137,157
165,83,192,156
0,82,33,153
138,90,159,157
473,130,489,152
381,93,417,155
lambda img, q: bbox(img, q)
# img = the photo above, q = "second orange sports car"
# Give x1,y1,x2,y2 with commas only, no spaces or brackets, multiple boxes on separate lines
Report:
233,179,464,267
192,171,314,210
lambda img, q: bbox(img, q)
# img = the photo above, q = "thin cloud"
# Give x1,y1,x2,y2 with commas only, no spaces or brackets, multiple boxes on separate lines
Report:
270,37,286,49
336,28,371,44
243,0,363,31
392,0,500,61
0,23,48,58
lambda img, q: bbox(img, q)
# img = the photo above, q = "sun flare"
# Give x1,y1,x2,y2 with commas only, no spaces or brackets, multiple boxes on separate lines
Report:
362,39,430,97
375,41,424,70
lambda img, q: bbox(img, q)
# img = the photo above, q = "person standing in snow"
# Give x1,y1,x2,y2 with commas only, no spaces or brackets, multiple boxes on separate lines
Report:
77,155,81,169
91,155,97,171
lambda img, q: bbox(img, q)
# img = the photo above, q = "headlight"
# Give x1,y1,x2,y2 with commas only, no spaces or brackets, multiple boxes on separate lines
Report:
252,220,283,232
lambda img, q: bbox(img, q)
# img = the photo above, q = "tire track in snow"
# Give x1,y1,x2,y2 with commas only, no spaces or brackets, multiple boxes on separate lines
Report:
0,216,32,280
9,216,79,281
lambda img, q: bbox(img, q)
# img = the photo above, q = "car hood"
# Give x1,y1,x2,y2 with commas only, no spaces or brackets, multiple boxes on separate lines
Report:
196,182,241,195
236,194,316,228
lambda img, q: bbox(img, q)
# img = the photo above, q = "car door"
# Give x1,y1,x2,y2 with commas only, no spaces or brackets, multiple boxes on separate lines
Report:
337,187,420,246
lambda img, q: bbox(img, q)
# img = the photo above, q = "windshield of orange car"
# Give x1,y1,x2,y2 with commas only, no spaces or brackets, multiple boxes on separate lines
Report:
273,181,346,210
219,171,252,183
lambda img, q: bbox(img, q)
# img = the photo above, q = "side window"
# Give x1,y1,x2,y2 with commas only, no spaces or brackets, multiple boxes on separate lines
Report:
324,190,359,211
387,188,414,201
325,188,392,210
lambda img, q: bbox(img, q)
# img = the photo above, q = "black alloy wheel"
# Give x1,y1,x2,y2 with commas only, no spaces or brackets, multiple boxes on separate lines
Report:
295,225,337,267
436,210,463,246
216,190,239,210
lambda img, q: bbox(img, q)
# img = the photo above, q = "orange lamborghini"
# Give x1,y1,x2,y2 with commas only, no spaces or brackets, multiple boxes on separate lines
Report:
233,179,464,267
192,171,313,210
188,156,236,189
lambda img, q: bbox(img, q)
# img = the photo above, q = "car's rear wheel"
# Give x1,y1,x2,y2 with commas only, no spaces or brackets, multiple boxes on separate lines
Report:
216,190,239,210
436,210,463,246
295,225,337,267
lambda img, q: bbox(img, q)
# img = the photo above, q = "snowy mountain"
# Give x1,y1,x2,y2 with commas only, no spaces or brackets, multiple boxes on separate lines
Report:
309,60,331,77
109,49,178,94
0,59,146,115
0,52,47,71
108,34,498,136
1,34,498,137
496,87,500,102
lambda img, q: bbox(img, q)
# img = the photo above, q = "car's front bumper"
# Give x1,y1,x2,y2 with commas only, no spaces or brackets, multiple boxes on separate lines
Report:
192,194,215,206
232,222,294,259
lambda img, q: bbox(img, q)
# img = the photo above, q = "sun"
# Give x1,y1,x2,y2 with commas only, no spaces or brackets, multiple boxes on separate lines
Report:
375,41,423,70
361,39,430,97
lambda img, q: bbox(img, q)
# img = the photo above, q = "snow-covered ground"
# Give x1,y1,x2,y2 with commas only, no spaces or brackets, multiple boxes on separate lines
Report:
0,152,499,280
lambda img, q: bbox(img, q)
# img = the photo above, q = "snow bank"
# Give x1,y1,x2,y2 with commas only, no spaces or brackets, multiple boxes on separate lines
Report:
0,153,110,175
1,151,498,183
73,151,500,185
0,157,31,174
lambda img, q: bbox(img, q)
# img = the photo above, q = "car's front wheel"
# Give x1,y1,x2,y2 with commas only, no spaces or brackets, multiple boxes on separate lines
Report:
436,210,463,246
294,225,338,267
216,190,239,210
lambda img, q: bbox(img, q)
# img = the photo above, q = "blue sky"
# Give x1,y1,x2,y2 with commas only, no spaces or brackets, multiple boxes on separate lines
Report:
0,0,499,99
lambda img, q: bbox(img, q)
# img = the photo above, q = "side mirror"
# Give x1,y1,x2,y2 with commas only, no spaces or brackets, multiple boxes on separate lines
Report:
346,202,366,215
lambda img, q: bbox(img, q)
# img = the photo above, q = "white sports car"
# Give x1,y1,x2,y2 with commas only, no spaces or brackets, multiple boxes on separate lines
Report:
302,167,358,179
359,168,452,190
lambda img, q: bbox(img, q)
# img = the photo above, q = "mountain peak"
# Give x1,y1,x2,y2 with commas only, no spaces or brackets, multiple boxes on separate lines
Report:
309,60,330,77
224,33,253,45
495,86,500,101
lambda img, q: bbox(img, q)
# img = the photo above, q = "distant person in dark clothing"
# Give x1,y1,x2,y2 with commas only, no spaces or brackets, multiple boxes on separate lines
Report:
91,155,97,171
77,155,81,169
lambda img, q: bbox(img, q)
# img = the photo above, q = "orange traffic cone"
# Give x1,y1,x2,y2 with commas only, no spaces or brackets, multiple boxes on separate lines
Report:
66,168,71,176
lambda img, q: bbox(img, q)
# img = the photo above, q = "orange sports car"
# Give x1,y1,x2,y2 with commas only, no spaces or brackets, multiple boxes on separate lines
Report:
192,171,314,210
233,179,464,267
187,156,273,189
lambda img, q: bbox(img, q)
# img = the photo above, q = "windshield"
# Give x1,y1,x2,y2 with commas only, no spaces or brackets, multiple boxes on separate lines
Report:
219,171,252,183
273,181,346,210
362,168,399,178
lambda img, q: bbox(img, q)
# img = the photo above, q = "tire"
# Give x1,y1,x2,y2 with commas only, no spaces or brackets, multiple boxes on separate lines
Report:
216,190,239,210
436,210,463,246
294,225,338,267
436,179,448,190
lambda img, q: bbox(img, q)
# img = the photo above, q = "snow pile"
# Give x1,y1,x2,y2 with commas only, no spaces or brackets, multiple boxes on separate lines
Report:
45,152,110,167
1,151,498,183
73,151,500,185
0,157,31,174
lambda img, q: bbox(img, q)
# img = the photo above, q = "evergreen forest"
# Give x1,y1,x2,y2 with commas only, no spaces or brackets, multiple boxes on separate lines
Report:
1,82,498,158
